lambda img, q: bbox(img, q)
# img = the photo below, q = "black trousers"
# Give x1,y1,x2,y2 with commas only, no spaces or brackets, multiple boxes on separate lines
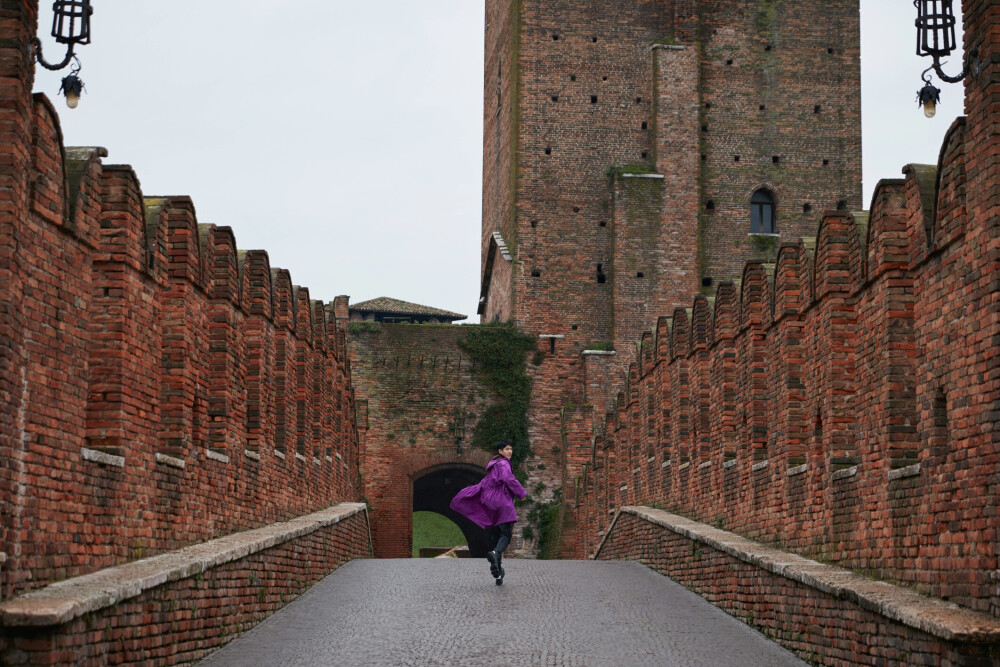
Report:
491,522,513,558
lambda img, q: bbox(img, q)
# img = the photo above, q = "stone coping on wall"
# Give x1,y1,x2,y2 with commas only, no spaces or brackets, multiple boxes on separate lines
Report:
0,502,368,628
597,506,1000,644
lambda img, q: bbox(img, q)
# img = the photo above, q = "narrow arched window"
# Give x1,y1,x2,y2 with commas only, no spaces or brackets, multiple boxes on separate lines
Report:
750,189,776,234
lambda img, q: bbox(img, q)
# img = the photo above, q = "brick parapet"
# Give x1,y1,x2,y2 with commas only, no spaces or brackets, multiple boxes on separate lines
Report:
0,504,371,665
598,507,1000,666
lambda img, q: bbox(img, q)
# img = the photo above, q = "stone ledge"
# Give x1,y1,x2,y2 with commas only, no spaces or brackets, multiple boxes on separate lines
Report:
155,452,185,470
599,506,1000,643
889,462,921,480
205,448,230,464
80,447,125,468
0,502,367,628
832,465,858,481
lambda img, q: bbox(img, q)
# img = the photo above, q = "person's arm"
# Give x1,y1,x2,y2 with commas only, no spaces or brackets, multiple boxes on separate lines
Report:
500,460,527,499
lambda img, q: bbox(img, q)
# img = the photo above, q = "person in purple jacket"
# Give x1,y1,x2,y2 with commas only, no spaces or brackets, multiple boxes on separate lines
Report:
449,439,527,585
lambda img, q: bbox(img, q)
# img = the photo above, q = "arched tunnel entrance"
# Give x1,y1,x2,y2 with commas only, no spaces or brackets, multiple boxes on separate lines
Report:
413,464,492,557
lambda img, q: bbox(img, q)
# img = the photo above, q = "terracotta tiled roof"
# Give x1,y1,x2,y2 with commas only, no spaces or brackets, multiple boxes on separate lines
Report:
349,297,467,321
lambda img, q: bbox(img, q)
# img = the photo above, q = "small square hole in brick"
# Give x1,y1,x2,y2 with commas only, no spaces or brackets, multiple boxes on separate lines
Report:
592,37,598,43
705,200,714,210
814,105,821,114
572,324,579,331
636,97,643,103
705,102,712,109
532,269,541,277
636,272,645,278
602,76,608,81
827,48,834,54
837,200,847,211
552,34,559,40
803,203,812,213
701,154,707,161
573,206,580,213
591,96,598,104
772,155,780,163
552,95,559,102
734,155,740,162
726,59,733,65
702,277,713,288
641,152,648,158
599,220,607,227
702,125,708,132
765,44,772,51
759,104,766,111
641,121,648,129
531,220,538,228
823,159,830,166
545,147,552,155
570,75,576,81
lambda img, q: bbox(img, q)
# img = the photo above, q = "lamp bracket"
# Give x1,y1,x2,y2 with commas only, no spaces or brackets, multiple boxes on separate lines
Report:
928,46,979,84
34,37,76,71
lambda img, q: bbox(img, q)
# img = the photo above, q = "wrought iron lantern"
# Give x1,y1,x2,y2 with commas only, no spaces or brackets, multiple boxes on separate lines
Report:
58,61,84,109
35,1,93,71
916,76,941,118
35,1,93,108
913,0,977,117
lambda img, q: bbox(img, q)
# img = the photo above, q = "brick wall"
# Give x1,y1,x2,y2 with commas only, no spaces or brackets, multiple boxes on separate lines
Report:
572,91,1000,615
599,510,999,666
0,8,360,600
347,324,502,558
481,0,862,520
0,507,370,666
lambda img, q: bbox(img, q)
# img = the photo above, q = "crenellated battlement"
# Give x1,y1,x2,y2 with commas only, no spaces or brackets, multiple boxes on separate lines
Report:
568,91,1000,618
0,88,361,601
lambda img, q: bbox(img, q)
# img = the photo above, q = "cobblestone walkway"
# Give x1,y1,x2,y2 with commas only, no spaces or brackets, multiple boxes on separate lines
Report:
198,559,807,666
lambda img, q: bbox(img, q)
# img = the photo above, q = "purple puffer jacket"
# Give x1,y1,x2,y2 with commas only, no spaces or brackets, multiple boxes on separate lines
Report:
449,456,527,529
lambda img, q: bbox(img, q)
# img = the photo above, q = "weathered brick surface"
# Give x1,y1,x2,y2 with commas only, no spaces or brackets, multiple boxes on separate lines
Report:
481,0,863,527
0,9,361,603
347,324,502,558
571,3,1000,617
599,510,1000,667
0,508,370,666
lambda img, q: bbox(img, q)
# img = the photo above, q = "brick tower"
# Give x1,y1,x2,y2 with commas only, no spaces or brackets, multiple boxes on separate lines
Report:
478,0,862,502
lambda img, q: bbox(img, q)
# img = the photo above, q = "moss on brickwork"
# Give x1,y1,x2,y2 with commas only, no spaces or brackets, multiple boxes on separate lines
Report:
346,321,381,334
458,322,536,470
527,491,564,560
749,233,781,261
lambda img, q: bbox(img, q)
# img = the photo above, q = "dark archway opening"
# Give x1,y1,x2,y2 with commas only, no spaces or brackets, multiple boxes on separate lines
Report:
413,465,492,557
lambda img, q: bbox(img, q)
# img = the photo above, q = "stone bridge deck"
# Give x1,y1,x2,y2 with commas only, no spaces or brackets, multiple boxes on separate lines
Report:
198,559,806,666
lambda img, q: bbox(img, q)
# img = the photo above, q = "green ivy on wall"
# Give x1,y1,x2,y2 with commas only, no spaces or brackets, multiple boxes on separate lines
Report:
458,322,536,471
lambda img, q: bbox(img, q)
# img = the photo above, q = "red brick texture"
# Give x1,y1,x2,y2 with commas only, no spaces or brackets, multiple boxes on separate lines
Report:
599,511,1000,666
0,509,370,666
481,0,863,517
347,324,502,558
571,67,1000,619
0,10,361,602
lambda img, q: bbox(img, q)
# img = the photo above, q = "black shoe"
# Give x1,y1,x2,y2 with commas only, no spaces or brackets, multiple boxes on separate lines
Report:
486,551,499,578
496,566,505,586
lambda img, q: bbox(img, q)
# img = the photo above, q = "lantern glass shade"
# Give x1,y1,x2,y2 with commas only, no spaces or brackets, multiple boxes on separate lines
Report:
50,0,93,46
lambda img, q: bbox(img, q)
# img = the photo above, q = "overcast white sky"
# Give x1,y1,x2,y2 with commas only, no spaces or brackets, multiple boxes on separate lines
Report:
34,2,966,321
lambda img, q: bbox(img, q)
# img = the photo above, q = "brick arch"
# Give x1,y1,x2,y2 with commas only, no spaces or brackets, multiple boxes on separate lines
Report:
402,447,494,479
370,447,498,558
412,458,493,557
742,181,781,204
